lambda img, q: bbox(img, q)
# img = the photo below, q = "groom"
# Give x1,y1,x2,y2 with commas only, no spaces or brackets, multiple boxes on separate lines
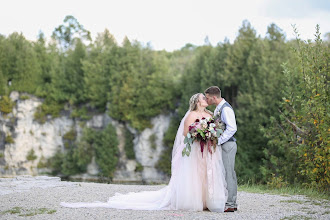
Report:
204,86,238,212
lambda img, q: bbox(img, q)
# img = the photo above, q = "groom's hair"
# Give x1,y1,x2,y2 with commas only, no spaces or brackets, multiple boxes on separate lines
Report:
204,86,221,98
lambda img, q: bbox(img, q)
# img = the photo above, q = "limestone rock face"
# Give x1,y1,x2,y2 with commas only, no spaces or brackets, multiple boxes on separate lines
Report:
0,92,171,183
1,94,74,176
134,115,171,183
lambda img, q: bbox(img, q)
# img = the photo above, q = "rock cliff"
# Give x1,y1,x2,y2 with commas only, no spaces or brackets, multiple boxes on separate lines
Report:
0,92,171,183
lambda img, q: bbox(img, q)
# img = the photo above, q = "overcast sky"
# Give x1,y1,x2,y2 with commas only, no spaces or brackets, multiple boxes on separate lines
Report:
1,0,329,51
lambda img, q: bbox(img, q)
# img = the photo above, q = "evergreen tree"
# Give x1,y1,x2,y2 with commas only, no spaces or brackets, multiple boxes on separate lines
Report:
83,29,118,111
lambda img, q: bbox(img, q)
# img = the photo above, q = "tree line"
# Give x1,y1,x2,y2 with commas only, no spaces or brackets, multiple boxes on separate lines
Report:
0,16,328,191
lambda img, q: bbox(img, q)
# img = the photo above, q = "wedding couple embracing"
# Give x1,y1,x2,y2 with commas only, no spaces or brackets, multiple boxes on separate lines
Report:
61,86,238,213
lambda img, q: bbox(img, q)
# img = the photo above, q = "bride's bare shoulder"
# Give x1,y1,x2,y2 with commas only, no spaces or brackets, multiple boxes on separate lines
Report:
184,111,197,125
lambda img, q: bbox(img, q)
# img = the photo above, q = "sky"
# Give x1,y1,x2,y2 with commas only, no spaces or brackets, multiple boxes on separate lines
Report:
0,0,330,51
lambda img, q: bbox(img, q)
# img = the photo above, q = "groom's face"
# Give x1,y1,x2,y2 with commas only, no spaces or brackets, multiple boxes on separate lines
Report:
205,94,216,105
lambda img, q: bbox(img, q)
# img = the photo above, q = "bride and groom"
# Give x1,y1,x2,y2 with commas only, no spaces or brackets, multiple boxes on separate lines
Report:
61,86,238,213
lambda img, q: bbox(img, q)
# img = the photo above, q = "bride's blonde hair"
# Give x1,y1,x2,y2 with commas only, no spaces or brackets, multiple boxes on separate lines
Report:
189,93,201,111
189,93,213,115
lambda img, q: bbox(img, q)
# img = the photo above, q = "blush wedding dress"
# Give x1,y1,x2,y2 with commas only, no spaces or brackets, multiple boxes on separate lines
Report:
61,111,227,212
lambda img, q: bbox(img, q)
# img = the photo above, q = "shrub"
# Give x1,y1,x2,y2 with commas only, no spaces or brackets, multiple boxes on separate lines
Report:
63,128,76,141
5,135,15,144
262,25,330,191
0,96,14,114
94,124,119,178
26,149,37,161
20,95,30,100
156,117,179,176
37,156,47,168
70,107,91,120
135,162,144,172
47,150,64,175
124,128,135,159
266,174,288,189
34,101,63,124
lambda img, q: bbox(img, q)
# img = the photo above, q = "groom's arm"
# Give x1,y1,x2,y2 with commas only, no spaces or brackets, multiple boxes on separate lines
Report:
218,107,237,145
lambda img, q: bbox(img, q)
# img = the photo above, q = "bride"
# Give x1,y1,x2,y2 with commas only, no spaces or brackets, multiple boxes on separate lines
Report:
61,93,227,212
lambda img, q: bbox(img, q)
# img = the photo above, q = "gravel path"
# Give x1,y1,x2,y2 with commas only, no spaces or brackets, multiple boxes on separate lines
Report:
0,176,329,220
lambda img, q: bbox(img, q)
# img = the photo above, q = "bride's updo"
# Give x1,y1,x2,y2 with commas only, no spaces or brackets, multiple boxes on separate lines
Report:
189,93,202,111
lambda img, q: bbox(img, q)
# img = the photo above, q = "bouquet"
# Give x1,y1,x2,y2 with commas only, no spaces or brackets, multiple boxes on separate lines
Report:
182,117,224,157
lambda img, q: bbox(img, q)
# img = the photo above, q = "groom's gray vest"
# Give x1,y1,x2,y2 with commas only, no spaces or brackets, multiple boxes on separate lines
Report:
218,102,236,143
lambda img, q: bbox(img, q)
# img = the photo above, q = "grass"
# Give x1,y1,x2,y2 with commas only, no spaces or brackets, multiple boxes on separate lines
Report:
323,210,330,215
1,207,56,217
238,183,330,201
281,215,312,220
280,200,304,204
1,207,22,214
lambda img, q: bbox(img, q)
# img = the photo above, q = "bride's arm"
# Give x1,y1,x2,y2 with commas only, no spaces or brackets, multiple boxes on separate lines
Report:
183,112,197,136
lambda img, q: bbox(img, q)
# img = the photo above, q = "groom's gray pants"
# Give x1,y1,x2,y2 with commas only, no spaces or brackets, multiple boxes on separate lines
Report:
221,141,237,208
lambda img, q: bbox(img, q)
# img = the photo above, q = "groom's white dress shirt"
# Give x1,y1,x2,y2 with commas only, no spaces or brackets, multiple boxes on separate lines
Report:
214,99,237,145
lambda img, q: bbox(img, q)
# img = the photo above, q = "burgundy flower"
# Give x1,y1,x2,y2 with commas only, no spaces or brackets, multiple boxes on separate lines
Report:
202,117,205,120
195,119,200,122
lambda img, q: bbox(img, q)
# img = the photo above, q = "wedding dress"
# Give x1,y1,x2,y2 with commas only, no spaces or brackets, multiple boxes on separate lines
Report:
61,111,227,212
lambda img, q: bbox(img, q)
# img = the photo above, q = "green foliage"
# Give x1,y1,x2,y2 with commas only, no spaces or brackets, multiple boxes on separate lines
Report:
5,135,14,144
48,124,118,178
63,128,77,141
238,183,330,201
156,116,180,175
60,147,81,176
83,29,117,111
124,127,135,160
262,25,330,191
72,127,95,171
26,149,37,161
34,101,63,124
1,207,22,214
70,107,91,120
266,174,289,189
108,40,177,131
1,16,328,191
1,207,56,216
47,150,64,175
135,162,144,172
0,33,42,94
0,152,4,158
0,96,14,114
94,124,119,178
149,134,157,150
19,95,30,100
37,156,47,168
52,15,91,50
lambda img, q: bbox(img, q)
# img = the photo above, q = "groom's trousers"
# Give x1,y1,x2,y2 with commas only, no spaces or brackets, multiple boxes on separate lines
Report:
221,141,238,209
